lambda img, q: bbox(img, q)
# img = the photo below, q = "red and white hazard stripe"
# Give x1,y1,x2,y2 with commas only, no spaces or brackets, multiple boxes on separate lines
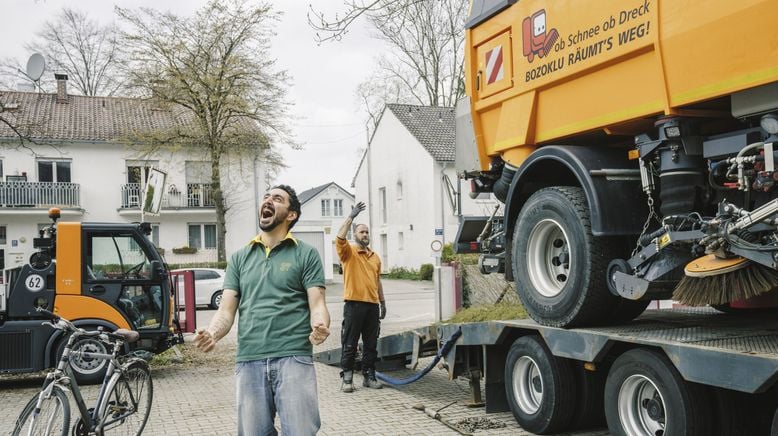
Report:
485,46,504,85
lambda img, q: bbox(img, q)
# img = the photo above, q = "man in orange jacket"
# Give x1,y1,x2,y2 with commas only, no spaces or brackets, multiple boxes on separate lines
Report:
336,201,386,393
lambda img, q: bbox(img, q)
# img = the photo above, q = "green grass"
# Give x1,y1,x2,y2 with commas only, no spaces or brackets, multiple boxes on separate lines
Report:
149,342,236,369
442,302,528,324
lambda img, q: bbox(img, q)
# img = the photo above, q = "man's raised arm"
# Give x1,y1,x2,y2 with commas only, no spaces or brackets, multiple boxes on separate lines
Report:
338,201,365,240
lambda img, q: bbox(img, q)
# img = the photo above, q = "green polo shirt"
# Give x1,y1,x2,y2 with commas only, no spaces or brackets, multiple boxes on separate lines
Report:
224,233,325,362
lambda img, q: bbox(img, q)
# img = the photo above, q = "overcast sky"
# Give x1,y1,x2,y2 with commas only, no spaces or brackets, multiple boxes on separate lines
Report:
0,0,383,194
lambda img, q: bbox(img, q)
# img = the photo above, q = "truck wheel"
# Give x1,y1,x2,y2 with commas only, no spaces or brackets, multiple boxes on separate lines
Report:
604,348,712,436
210,290,223,309
569,361,606,430
57,331,110,385
513,187,616,327
505,336,575,434
608,298,650,324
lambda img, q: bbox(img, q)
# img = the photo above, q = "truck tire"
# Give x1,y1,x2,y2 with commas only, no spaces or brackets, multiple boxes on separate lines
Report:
505,336,576,434
712,387,772,436
56,330,110,385
604,348,712,436
512,187,617,327
608,298,650,324
569,361,606,430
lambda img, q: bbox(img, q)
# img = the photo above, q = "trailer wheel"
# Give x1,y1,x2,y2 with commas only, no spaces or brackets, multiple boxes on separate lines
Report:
604,348,712,436
513,187,616,327
569,362,606,430
56,330,110,385
505,336,575,434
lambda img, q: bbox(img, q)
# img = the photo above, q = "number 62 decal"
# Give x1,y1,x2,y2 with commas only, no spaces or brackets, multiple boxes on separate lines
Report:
25,274,45,292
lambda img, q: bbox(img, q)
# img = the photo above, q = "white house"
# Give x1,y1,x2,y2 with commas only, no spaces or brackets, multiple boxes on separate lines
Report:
353,104,498,271
0,77,269,273
295,182,355,281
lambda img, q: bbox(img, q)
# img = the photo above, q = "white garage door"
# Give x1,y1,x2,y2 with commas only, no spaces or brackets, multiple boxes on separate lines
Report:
293,231,325,265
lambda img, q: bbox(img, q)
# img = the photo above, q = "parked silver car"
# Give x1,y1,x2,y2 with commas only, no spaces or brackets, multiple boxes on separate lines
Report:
171,268,226,309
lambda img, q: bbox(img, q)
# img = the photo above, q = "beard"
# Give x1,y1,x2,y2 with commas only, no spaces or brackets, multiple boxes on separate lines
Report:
259,209,288,232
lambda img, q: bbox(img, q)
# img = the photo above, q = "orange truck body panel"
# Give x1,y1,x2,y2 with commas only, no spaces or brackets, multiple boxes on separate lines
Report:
54,222,81,295
466,0,778,168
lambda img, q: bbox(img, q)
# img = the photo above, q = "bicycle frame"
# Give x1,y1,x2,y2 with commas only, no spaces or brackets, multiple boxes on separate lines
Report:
26,323,140,436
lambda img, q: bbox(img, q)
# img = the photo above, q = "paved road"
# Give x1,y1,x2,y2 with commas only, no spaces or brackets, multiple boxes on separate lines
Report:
0,277,608,435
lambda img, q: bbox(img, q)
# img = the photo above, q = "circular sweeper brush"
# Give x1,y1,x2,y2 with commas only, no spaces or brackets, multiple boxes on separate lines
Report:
673,254,778,306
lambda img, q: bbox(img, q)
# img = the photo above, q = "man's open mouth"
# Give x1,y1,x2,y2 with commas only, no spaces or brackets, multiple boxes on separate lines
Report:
261,207,274,219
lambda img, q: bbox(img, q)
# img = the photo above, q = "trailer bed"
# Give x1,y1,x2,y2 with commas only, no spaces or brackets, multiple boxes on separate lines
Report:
439,308,778,394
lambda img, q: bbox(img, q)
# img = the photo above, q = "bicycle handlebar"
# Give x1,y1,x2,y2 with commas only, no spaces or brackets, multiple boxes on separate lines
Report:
36,307,128,345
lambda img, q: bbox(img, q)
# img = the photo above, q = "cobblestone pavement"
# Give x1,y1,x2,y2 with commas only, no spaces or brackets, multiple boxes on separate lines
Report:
0,277,609,435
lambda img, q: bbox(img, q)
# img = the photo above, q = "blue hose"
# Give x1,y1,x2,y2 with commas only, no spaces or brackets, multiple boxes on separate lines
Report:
375,327,462,386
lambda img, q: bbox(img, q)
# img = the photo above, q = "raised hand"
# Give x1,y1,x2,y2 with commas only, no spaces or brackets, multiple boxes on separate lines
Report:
349,201,366,219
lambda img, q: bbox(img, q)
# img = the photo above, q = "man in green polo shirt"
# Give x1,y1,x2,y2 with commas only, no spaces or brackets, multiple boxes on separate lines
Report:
194,184,330,436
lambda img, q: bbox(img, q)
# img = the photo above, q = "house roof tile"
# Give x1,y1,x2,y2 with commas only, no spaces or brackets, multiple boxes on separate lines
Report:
0,90,260,142
386,104,455,162
297,181,354,205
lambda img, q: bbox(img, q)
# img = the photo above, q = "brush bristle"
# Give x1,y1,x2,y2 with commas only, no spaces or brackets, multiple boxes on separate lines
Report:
673,263,778,306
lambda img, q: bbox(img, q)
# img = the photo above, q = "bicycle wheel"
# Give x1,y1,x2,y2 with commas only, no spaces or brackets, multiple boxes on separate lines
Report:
97,360,153,435
12,385,70,436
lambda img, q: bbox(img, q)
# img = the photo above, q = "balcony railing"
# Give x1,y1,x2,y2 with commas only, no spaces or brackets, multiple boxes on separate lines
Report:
0,181,80,208
121,183,215,209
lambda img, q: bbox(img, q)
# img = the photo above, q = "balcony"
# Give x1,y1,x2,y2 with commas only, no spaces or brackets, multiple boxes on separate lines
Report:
0,181,80,208
120,183,215,209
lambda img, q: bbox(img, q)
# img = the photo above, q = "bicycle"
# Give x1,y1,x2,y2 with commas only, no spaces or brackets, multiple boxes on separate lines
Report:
12,308,153,436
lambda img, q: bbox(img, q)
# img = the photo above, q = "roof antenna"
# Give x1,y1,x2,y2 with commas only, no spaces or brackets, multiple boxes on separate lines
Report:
18,53,46,92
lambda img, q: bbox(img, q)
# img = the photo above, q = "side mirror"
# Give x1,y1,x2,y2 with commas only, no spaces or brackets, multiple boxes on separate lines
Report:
150,260,166,281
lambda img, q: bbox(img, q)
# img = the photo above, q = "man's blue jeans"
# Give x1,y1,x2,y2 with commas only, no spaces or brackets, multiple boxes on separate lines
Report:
236,356,320,436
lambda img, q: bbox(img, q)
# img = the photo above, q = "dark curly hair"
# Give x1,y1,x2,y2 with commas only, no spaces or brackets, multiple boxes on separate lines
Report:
271,184,301,229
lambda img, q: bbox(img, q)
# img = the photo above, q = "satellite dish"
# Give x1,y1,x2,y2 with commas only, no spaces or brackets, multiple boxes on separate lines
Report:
25,53,46,82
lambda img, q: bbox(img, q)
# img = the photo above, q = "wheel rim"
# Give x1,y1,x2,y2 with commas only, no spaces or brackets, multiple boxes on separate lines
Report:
71,338,108,374
512,356,543,414
526,219,571,297
618,374,666,436
101,366,152,433
214,293,222,308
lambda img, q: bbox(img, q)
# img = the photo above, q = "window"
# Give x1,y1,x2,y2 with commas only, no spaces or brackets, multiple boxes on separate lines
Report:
189,224,217,249
37,159,71,183
333,199,343,217
0,226,5,245
126,161,158,184
0,160,3,179
379,187,387,224
194,269,220,280
87,233,152,281
185,161,212,184
398,232,404,250
397,181,403,199
321,199,331,217
149,224,160,247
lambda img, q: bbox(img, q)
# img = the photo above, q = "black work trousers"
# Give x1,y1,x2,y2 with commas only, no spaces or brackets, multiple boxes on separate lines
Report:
340,300,380,373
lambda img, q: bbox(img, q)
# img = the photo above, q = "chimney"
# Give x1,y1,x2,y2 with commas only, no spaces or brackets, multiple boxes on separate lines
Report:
55,73,68,103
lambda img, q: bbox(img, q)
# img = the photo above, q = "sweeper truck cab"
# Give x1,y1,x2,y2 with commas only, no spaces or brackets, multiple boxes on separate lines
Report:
0,208,177,384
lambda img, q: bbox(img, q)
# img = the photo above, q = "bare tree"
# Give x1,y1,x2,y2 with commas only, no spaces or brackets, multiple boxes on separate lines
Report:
0,8,124,96
310,0,467,125
117,0,294,262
